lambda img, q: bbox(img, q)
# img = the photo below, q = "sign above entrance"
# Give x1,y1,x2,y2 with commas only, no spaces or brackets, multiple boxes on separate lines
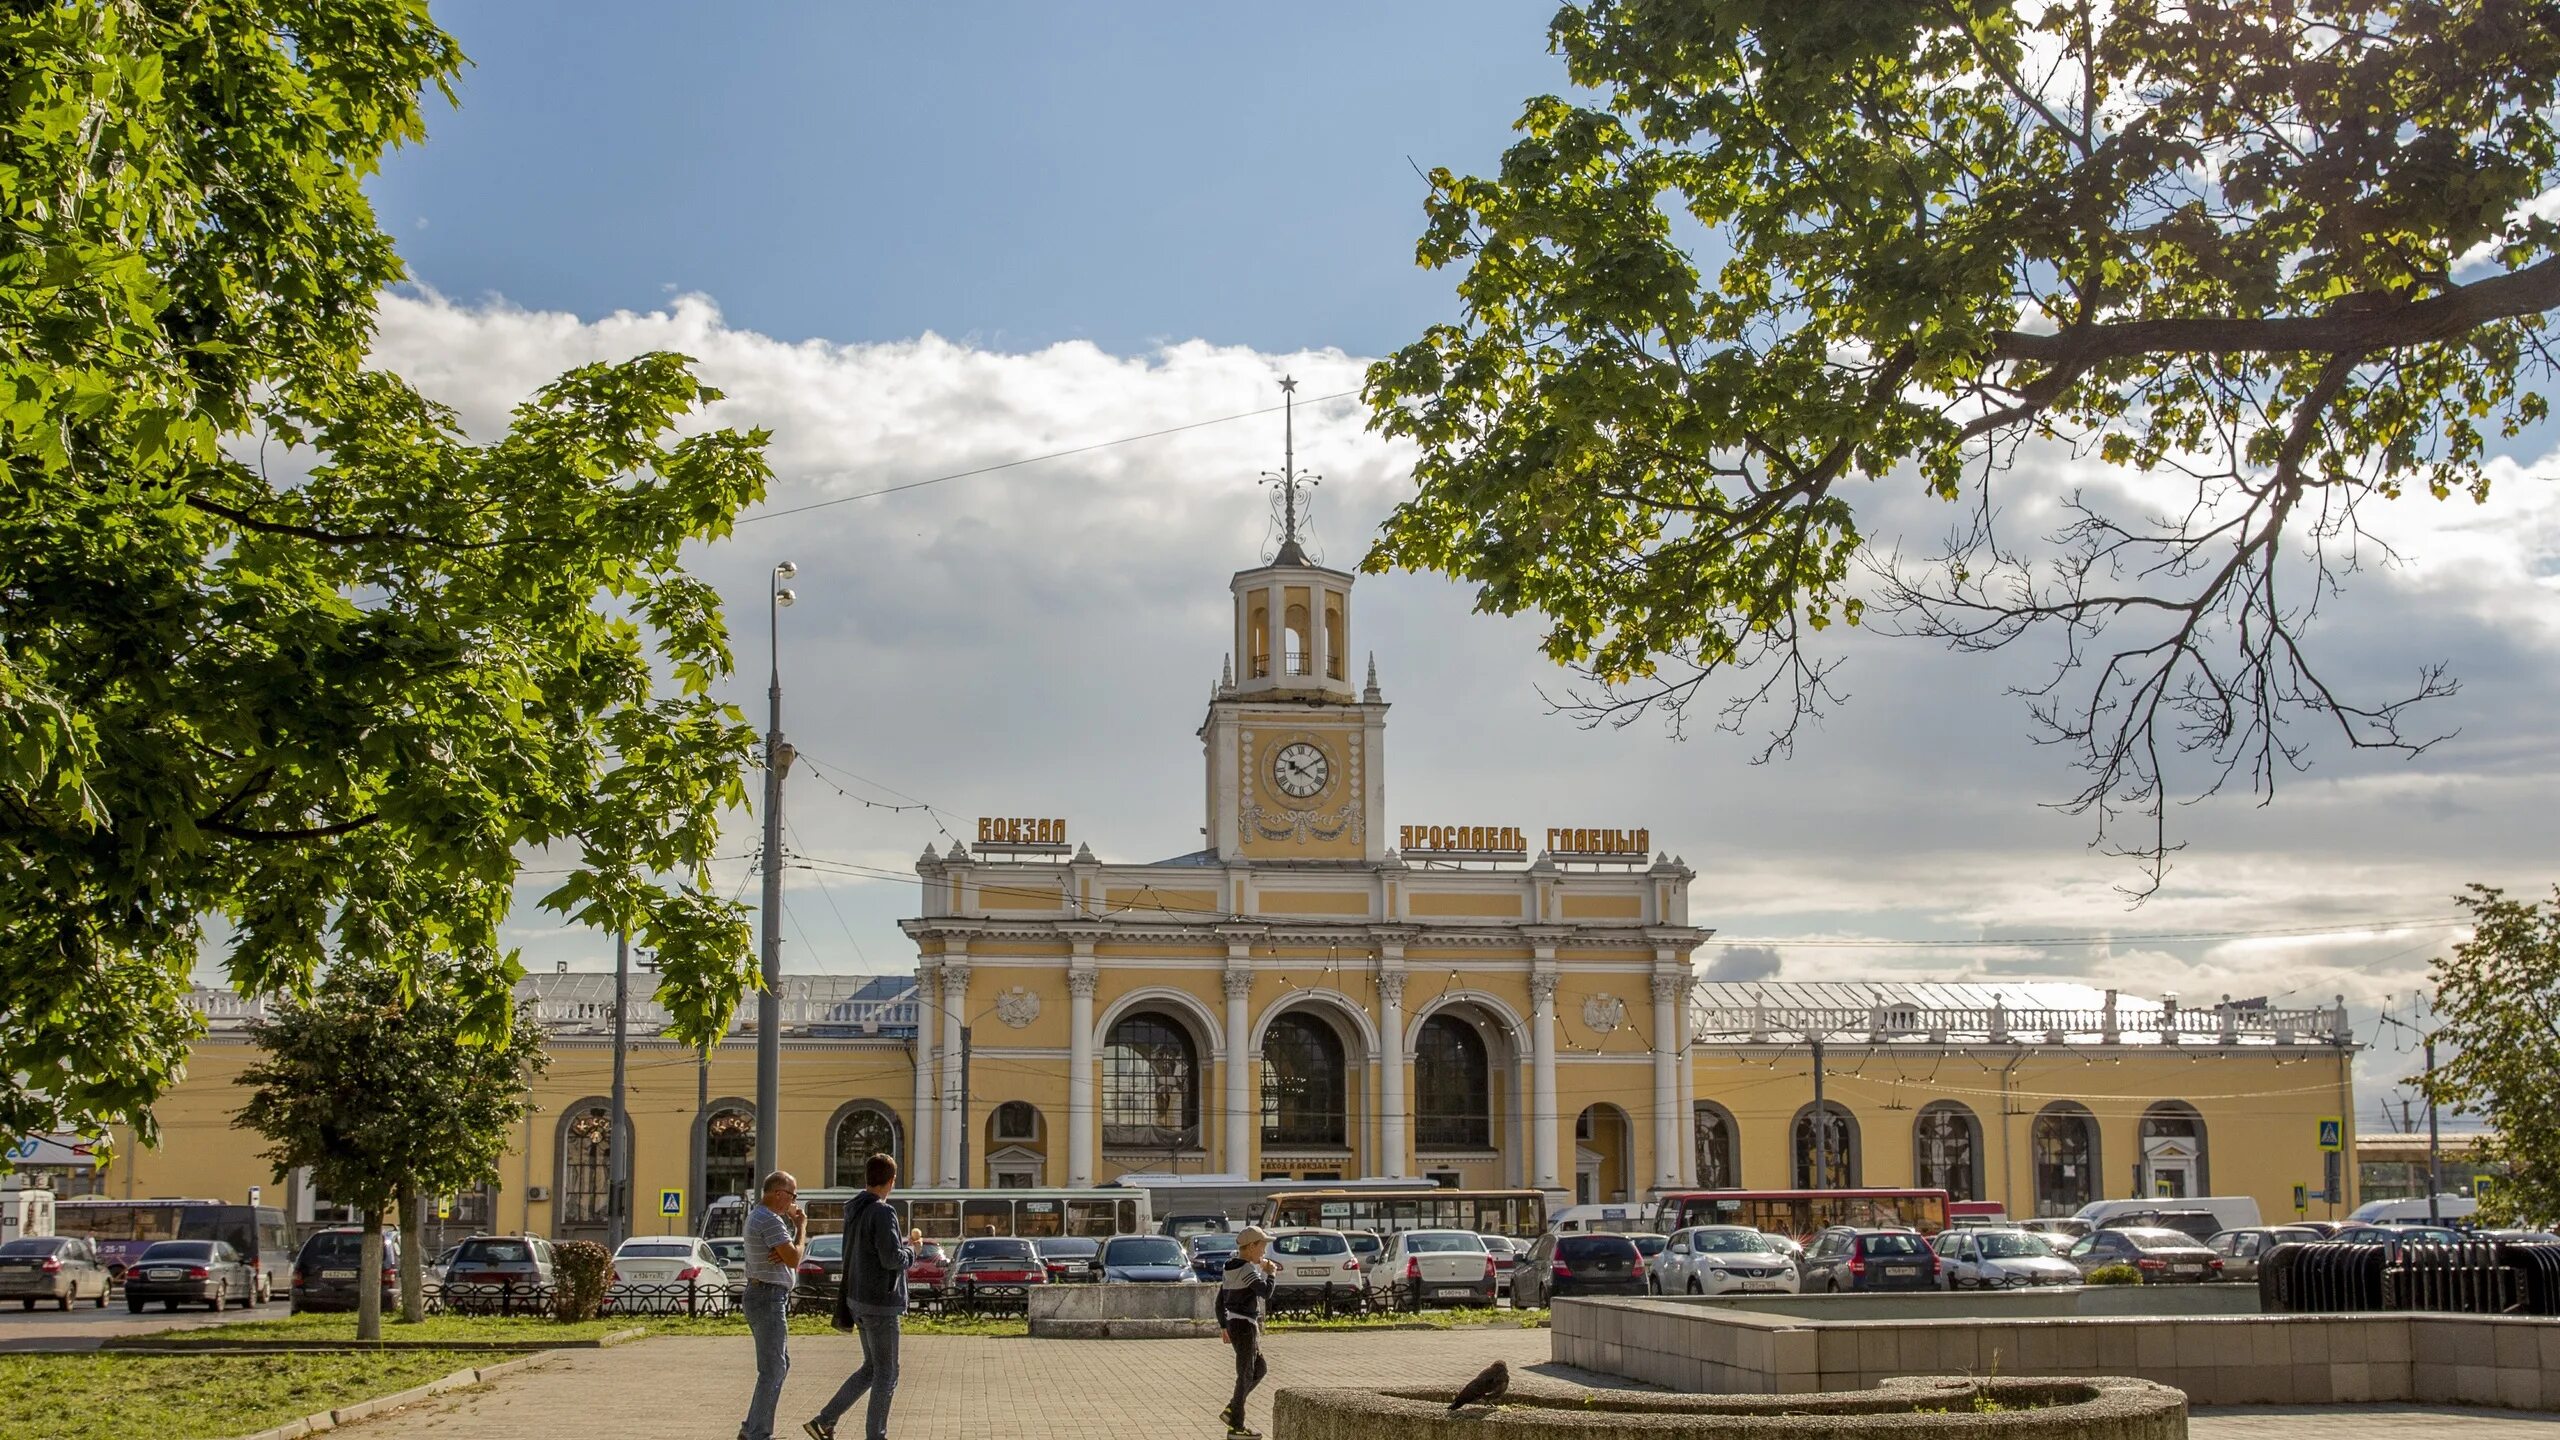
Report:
975,817,1071,855
1547,828,1651,859
1400,825,1527,856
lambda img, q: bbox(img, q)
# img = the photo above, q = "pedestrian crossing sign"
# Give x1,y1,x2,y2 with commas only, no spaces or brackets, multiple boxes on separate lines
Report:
2293,1183,2308,1214
436,1194,452,1220
660,1188,684,1217
2317,1117,2343,1152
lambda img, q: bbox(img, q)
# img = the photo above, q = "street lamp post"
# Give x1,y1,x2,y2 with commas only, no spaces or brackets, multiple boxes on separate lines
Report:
756,561,797,1183
610,930,630,1248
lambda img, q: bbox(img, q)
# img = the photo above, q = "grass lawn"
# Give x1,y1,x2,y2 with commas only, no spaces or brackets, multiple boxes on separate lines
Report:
0,1351,508,1440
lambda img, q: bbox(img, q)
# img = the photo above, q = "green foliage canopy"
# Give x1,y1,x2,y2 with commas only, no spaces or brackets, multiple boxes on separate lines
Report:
1365,0,2560,889
2424,884,2560,1226
1,1,767,1143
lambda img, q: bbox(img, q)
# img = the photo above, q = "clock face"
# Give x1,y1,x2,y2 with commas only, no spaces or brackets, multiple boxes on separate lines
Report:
1270,741,1330,799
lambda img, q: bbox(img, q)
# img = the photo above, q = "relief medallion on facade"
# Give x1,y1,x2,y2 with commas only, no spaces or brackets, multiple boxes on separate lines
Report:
995,986,1042,1029
1582,992,1626,1034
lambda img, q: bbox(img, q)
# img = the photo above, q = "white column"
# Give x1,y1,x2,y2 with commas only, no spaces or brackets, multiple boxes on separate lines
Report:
1311,584,1332,685
1067,967,1098,1187
1377,967,1407,1177
939,960,970,1187
1266,580,1287,676
910,964,936,1185
1676,978,1698,1186
1651,973,1681,1190
1224,966,1254,1174
1531,970,1560,1191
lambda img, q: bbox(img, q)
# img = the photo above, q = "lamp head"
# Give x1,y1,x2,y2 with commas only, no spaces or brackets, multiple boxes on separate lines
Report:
775,589,797,608
774,560,798,581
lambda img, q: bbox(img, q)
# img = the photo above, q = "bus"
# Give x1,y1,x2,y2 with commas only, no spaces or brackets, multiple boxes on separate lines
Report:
1110,1173,1435,1231
1264,1187,1548,1241
702,1186,1152,1245
54,1199,294,1293
1648,1188,1950,1242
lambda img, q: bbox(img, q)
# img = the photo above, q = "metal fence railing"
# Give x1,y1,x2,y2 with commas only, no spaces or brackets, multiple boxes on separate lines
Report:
2259,1241,2560,1317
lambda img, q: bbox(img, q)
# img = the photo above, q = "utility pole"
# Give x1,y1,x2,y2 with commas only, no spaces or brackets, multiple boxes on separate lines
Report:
2375,1007,2445,1225
756,561,797,1182
610,930,631,1248
1811,1035,1828,1189
957,1025,974,1189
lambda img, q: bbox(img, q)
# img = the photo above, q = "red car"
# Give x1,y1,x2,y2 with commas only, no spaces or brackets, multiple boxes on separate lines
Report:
908,1241,949,1300
950,1237,1046,1305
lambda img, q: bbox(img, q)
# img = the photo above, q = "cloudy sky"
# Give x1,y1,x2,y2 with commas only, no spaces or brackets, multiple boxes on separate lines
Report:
349,1,2559,1115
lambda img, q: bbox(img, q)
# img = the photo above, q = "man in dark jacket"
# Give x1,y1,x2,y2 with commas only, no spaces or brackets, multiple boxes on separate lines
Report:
1215,1225,1281,1439
805,1152,919,1440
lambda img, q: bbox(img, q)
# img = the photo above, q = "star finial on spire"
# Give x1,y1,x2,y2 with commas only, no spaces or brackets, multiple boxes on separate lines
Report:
1260,375,1319,564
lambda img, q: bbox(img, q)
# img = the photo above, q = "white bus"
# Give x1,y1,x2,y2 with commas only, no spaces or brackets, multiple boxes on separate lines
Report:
703,1186,1151,1244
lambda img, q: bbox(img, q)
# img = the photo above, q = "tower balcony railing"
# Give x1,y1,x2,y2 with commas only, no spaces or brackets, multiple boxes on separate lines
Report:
1690,993,2352,1046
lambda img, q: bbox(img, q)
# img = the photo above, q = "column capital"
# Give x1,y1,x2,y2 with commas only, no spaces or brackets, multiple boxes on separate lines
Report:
1222,967,1255,1001
1066,969,1100,999
1650,973,1681,1004
1529,970,1560,1008
1377,970,1407,1007
941,962,973,993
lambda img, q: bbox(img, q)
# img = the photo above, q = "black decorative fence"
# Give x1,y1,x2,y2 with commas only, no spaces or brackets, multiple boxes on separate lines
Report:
2260,1241,2560,1317
1268,1281,1377,1319
424,1279,743,1319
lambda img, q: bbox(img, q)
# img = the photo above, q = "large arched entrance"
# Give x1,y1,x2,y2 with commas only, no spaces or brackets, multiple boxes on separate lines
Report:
1574,1103,1635,1204
2032,1102,2101,1216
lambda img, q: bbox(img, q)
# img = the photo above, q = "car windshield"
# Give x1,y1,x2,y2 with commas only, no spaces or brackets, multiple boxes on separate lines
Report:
0,1238,65,1256
1859,1234,1928,1257
300,1232,370,1263
1273,1232,1347,1257
2120,1230,2196,1251
1404,1232,1484,1253
1631,1235,1667,1257
1104,1238,1185,1266
1975,1233,2054,1259
1477,1235,1514,1254
710,1239,744,1260
1692,1230,1774,1254
1191,1234,1238,1255
455,1240,533,1265
139,1241,215,1261
617,1243,696,1259
960,1239,1034,1261
1556,1235,1637,1263
1041,1239,1099,1257
801,1233,842,1259
1346,1234,1382,1256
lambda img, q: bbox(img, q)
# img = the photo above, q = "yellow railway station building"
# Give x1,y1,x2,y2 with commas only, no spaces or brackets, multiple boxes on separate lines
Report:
88,533,2362,1244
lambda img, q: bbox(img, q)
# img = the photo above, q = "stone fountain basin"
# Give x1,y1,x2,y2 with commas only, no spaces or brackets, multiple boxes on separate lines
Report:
1272,1375,2185,1439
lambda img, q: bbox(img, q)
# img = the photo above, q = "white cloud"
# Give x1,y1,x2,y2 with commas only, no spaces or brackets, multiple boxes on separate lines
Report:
369,289,2560,1104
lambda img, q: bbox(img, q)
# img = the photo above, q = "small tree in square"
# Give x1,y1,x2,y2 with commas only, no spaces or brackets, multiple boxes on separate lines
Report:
235,960,548,1338
2425,885,2560,1225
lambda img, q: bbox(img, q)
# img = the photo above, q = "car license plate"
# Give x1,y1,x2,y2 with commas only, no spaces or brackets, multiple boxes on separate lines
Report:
1741,1280,1781,1292
1296,1266,1330,1278
321,1269,355,1280
2174,1265,2201,1275
1434,1287,1471,1298
149,1269,179,1280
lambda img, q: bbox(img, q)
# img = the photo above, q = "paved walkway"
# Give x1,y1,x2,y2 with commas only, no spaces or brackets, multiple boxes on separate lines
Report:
0,1299,247,1353
339,1331,2560,1439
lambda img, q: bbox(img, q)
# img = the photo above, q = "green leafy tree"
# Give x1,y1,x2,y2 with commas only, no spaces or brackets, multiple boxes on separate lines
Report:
1,2,765,1147
235,961,549,1339
1366,0,2560,891
2424,884,2560,1225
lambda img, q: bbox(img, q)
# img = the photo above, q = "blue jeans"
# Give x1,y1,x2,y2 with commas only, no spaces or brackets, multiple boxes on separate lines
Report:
740,1281,792,1440
816,1312,902,1440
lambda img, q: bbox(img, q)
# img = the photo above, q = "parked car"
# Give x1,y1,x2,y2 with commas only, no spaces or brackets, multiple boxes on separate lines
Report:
2062,1226,2221,1282
609,1236,729,1311
1513,1232,1647,1307
1758,1230,1806,1279
2075,1196,2264,1235
1343,1229,1386,1282
1186,1231,1239,1282
2350,1195,2477,1225
0,1236,111,1310
950,1236,1048,1304
1265,1227,1366,1305
439,1234,557,1310
123,1239,257,1312
1037,1236,1103,1283
908,1240,950,1301
2472,1228,2560,1245
1929,1228,2076,1289
2094,1208,2226,1245
290,1227,400,1315
2328,1223,2466,1251
706,1236,747,1289
1096,1234,1191,1283
1478,1233,1521,1295
794,1231,846,1306
2206,1226,2327,1282
1380,1230,1495,1309
1159,1213,1228,1240
1801,1228,1940,1293
1652,1226,1798,1296
2018,1218,2092,1242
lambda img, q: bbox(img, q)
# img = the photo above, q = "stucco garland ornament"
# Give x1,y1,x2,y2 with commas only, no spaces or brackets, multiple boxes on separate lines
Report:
1582,993,1626,1034
995,986,1041,1029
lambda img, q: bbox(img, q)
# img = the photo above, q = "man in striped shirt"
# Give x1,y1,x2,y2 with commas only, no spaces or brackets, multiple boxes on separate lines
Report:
739,1171,808,1440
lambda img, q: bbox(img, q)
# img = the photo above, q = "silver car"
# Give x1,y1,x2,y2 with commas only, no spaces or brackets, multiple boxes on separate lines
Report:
2207,1225,2325,1282
0,1236,111,1310
1931,1228,2078,1289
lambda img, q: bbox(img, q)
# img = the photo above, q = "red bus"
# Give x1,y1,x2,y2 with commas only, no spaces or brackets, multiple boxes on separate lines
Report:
1648,1188,1950,1242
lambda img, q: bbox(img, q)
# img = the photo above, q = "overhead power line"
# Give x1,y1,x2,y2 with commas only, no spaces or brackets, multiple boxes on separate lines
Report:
735,388,1362,524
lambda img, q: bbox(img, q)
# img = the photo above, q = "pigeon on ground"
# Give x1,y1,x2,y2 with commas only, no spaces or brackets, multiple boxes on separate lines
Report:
1448,1359,1510,1412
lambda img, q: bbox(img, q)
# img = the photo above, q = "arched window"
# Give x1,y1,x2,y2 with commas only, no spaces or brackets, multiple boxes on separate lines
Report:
704,1106,756,1206
827,1103,902,1188
1914,1102,1982,1202
1283,603,1310,675
1693,1101,1739,1189
559,1105,615,1227
1415,1016,1491,1148
2032,1102,2100,1216
1323,601,1345,680
992,1101,1041,1142
1103,1013,1199,1149
2140,1100,2208,1197
1262,1014,1347,1146
1791,1102,1860,1189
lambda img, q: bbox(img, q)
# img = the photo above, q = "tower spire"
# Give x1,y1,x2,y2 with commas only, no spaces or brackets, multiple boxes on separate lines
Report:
1260,375,1319,564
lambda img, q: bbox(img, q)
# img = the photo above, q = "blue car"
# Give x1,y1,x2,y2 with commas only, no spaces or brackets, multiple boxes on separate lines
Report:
1099,1235,1193,1283
1188,1232,1239,1281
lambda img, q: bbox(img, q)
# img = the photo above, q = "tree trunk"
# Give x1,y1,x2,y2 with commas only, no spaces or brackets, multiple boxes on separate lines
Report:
358,1207,384,1342
397,1181,425,1324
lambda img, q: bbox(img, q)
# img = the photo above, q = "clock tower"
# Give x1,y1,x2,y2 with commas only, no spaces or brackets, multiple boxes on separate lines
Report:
1199,383,1388,863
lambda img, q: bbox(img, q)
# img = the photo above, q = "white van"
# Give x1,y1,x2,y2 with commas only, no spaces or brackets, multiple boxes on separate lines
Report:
1550,1203,1658,1234
0,1189,54,1243
2073,1195,2263,1236
2348,1194,2479,1224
